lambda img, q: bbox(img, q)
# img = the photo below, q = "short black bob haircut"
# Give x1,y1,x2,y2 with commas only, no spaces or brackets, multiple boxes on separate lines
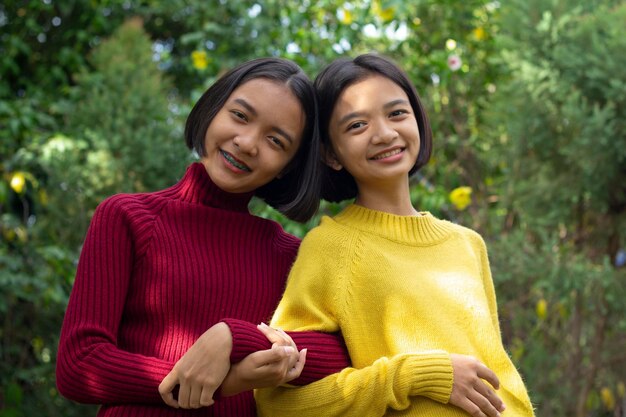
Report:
314,53,433,203
185,57,321,222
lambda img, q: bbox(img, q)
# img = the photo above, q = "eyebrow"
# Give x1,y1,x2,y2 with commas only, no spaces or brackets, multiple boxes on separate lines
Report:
273,127,294,144
336,99,411,126
337,111,365,127
232,98,294,144
383,99,410,109
233,98,257,117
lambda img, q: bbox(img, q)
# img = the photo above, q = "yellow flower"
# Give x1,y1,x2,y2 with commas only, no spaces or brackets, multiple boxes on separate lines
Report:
38,189,49,207
449,186,472,210
372,0,395,22
340,8,353,25
617,382,625,398
191,50,208,71
445,39,457,50
473,27,487,41
3,229,16,242
15,226,28,243
10,172,26,194
536,298,548,320
601,387,615,410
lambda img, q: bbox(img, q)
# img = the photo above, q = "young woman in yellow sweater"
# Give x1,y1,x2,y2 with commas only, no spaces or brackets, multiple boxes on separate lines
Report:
254,54,535,417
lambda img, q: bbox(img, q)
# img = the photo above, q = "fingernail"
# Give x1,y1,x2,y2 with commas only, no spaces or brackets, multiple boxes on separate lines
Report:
259,322,268,328
283,346,295,354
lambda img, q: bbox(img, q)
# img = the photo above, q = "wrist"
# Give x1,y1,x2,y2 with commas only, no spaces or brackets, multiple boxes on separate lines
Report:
219,364,247,397
214,322,233,356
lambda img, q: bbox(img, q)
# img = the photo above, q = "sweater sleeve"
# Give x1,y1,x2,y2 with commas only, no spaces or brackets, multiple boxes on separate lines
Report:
221,318,350,385
256,352,452,417
255,223,454,415
56,196,173,404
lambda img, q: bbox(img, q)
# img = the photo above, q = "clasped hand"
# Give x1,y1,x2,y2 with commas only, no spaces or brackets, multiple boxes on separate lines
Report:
159,322,306,409
449,354,507,417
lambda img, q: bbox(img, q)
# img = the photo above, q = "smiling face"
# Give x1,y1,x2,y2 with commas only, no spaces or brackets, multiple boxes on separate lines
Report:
327,75,420,193
201,78,305,194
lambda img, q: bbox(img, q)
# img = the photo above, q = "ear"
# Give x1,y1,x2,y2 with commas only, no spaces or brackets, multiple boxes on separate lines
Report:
323,145,343,171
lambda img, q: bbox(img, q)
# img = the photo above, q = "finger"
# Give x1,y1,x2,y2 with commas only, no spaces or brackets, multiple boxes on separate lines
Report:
266,343,295,377
274,342,299,370
268,344,296,369
476,363,500,390
258,323,288,345
456,396,487,417
474,379,505,413
285,349,307,382
188,383,203,409
158,371,180,408
275,328,297,349
468,387,500,417
177,382,191,409
246,346,288,366
200,386,216,407
273,343,297,365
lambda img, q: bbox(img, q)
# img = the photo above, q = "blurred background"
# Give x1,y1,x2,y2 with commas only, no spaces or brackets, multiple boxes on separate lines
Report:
1,0,625,416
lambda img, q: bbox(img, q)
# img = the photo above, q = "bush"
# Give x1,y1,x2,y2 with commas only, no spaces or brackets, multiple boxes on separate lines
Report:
1,19,189,416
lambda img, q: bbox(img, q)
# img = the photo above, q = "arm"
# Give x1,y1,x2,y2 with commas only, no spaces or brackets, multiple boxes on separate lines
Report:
56,196,172,404
158,322,303,409
222,318,350,385
256,352,453,417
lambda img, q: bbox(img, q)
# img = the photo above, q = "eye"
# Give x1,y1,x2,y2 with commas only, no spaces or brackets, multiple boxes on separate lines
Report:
231,110,248,121
268,136,286,150
347,121,367,131
389,109,409,118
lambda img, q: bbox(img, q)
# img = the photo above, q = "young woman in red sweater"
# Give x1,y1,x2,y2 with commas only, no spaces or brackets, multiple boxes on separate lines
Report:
56,57,349,417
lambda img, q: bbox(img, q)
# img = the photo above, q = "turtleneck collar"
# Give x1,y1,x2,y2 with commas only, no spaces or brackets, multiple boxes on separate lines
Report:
334,204,455,246
167,162,254,212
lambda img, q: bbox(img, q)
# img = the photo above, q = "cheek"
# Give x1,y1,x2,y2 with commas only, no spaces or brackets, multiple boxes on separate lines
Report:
264,152,295,178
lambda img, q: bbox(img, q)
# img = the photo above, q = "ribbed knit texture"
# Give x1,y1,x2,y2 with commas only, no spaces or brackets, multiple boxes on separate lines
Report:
56,163,349,417
222,319,349,385
256,204,535,417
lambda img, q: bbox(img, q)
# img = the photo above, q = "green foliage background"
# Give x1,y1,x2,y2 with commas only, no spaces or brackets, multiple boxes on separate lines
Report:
1,1,624,416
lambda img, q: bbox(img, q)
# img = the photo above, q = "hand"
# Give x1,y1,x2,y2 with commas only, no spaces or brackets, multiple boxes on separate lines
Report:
159,322,233,409
449,354,506,417
257,323,300,368
220,323,306,396
221,345,307,396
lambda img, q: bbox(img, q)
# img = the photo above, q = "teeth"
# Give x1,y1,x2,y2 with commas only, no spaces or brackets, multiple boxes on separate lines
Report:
222,151,251,172
372,148,402,160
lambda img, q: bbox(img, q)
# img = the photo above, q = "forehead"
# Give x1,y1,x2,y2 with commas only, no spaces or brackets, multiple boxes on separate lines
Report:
334,75,408,113
228,78,297,104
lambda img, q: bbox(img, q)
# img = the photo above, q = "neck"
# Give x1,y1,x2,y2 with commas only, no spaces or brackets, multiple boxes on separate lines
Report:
354,176,418,216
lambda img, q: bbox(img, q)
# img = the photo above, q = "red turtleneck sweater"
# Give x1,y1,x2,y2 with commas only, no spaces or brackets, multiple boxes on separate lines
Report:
56,163,349,417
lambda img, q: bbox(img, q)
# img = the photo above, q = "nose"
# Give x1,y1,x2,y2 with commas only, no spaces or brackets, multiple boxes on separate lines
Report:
371,120,398,144
233,134,258,156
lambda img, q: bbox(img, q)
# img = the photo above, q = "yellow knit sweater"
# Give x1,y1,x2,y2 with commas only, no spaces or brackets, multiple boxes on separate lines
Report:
256,205,534,417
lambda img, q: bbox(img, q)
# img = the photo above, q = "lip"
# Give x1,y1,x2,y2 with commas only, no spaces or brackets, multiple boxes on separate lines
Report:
220,149,252,172
369,147,405,161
